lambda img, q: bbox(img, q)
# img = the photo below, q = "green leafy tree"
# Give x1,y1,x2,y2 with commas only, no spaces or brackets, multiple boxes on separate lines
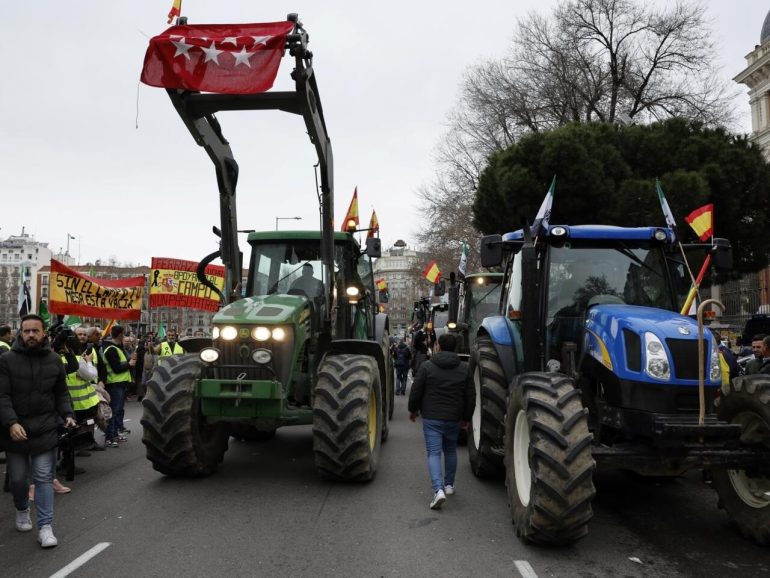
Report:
472,119,770,274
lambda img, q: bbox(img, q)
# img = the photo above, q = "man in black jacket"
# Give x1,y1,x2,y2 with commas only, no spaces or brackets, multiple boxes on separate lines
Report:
0,314,76,548
408,333,475,510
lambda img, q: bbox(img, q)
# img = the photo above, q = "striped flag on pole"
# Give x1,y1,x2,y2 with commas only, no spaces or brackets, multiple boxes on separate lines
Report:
684,204,714,241
422,260,441,284
167,0,182,24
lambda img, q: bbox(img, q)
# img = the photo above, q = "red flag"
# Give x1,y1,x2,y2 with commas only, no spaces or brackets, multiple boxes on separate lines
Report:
167,0,182,24
684,204,714,241
376,278,387,291
341,187,359,232
141,21,295,95
422,261,441,284
366,210,379,239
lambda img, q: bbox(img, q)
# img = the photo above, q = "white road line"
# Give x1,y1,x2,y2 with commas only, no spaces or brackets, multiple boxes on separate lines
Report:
49,542,111,578
514,560,539,578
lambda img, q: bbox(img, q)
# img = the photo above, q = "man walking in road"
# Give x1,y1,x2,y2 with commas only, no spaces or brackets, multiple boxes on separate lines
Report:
0,314,76,547
408,333,474,510
744,335,766,375
394,338,411,395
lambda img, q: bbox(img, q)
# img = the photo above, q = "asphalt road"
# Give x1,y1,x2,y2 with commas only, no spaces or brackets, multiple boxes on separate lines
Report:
1,393,768,578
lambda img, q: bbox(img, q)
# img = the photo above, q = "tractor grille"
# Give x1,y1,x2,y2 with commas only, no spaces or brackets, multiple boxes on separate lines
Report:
214,339,275,381
665,338,701,380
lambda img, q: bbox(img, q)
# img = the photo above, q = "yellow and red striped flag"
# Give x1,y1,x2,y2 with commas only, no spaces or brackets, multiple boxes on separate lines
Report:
422,260,441,284
102,319,116,339
376,278,387,291
167,0,182,24
341,187,359,232
367,210,379,239
684,204,714,241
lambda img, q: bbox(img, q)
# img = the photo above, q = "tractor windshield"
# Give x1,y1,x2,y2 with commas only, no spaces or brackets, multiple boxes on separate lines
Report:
248,242,343,298
547,242,674,322
465,279,503,337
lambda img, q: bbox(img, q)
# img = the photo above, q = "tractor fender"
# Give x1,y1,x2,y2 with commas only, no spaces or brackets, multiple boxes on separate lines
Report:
477,315,522,388
374,312,389,345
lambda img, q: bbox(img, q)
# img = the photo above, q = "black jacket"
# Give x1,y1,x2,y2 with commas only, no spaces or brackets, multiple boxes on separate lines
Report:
760,358,770,375
0,333,73,455
408,351,475,422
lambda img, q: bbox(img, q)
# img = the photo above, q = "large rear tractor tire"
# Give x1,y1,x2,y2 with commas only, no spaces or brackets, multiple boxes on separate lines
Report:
467,336,507,478
313,354,382,482
504,372,596,546
712,374,770,545
141,355,230,477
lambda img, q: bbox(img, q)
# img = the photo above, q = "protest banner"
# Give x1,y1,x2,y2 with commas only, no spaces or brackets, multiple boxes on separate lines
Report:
49,260,144,320
149,257,225,312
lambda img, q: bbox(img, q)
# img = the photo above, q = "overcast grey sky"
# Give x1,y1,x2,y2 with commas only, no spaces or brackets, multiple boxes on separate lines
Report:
1,1,767,267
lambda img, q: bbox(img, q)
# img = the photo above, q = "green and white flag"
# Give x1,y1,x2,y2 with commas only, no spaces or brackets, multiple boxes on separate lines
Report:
38,299,50,325
458,242,469,279
157,320,166,340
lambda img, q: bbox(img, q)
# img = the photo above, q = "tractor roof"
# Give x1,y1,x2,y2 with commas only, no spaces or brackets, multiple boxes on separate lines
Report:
502,225,673,243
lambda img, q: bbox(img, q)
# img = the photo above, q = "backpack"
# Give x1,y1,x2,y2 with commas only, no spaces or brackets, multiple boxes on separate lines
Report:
396,345,411,366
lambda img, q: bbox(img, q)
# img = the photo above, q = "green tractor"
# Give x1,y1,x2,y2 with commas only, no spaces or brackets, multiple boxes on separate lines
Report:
139,14,392,481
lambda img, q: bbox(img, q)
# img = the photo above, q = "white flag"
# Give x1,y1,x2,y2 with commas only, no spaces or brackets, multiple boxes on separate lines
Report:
458,242,469,278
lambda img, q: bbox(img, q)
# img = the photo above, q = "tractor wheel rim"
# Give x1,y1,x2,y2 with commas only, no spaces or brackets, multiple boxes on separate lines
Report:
514,409,532,507
727,411,770,509
472,366,482,448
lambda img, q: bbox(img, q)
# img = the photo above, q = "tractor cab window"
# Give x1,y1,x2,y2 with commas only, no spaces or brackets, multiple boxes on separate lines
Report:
466,277,502,337
357,253,375,295
248,242,341,299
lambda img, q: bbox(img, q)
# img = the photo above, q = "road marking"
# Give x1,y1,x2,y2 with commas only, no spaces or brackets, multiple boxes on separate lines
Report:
515,560,538,578
49,542,111,578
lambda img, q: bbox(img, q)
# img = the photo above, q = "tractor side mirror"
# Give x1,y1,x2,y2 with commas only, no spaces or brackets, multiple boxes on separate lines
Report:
711,238,732,272
434,279,446,297
480,235,502,268
365,237,381,258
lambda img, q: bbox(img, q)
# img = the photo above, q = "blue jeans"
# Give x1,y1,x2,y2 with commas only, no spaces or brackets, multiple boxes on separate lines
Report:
105,382,127,440
421,418,460,492
396,366,408,394
7,448,57,527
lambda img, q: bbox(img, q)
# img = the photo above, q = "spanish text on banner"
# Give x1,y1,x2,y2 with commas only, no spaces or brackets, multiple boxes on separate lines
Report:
149,257,225,312
48,260,145,321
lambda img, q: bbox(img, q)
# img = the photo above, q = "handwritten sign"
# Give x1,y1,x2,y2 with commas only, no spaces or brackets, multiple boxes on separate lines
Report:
49,260,144,320
149,257,225,312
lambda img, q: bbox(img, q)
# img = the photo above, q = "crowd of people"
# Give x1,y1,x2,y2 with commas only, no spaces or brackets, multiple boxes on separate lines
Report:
0,317,189,548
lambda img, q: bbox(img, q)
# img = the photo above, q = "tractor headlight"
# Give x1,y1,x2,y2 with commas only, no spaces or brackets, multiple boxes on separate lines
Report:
710,349,722,382
271,327,286,341
252,348,272,364
200,348,219,363
220,326,238,341
252,326,271,341
644,332,670,380
212,327,220,340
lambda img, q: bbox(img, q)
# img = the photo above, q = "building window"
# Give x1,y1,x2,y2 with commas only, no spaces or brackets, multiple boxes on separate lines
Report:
42,275,48,285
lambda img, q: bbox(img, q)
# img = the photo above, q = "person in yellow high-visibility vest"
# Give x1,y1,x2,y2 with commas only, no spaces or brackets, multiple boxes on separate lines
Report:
102,326,136,448
0,325,12,354
154,329,185,358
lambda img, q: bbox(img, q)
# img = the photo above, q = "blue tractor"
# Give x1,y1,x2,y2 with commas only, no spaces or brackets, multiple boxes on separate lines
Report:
471,224,770,545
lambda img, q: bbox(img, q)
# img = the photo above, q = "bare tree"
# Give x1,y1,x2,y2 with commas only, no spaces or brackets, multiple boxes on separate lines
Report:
416,0,736,263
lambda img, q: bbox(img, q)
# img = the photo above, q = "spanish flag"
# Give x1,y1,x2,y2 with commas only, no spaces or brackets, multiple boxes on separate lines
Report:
341,187,359,232
684,204,714,241
102,319,116,339
376,278,387,291
422,260,441,284
367,210,379,239
167,0,182,24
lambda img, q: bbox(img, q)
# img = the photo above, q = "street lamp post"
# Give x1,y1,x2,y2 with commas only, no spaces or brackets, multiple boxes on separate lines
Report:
275,216,302,230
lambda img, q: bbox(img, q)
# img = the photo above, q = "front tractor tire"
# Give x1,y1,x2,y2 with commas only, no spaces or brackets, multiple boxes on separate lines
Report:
467,336,507,478
712,374,770,545
504,372,596,546
313,354,382,482
141,355,229,477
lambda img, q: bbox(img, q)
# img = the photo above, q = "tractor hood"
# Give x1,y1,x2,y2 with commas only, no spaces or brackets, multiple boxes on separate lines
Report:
584,304,720,386
213,294,311,325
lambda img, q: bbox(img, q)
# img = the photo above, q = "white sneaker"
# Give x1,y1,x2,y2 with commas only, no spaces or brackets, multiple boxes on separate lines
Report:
15,508,32,532
430,489,446,510
38,524,58,548
444,484,455,496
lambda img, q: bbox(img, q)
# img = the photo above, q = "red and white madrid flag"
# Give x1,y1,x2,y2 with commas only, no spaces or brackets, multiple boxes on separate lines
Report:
141,21,295,94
